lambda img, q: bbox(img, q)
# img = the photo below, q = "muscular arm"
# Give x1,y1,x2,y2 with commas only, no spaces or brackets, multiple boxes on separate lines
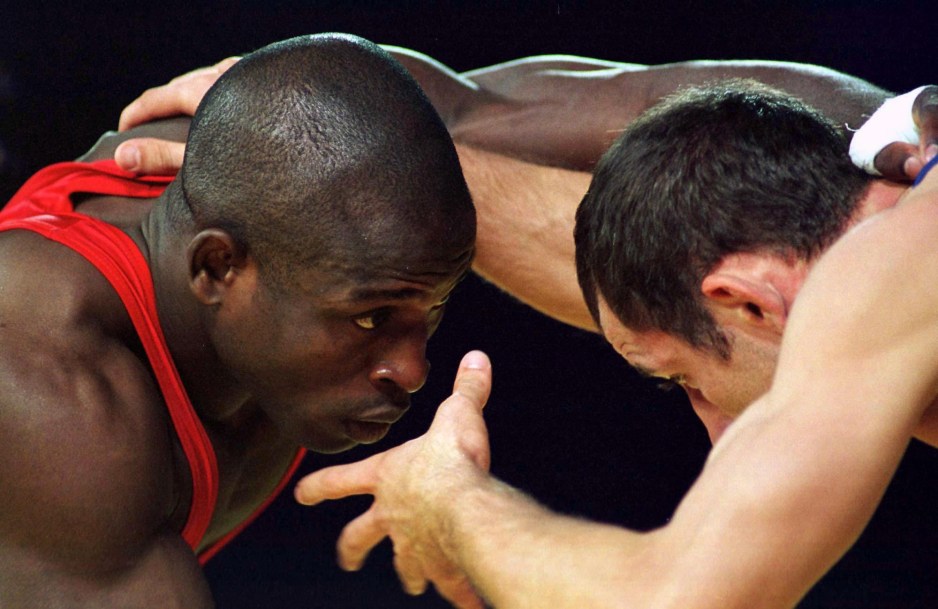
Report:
115,49,891,331
297,174,938,609
391,48,890,170
0,240,212,608
385,49,891,330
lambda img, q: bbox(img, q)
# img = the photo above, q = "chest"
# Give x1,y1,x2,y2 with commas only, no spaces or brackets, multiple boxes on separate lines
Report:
166,417,302,553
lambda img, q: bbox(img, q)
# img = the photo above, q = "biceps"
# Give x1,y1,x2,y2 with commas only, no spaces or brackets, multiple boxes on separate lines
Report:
0,531,212,609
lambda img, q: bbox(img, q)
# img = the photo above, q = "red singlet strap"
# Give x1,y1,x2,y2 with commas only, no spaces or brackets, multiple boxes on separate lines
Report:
0,212,219,549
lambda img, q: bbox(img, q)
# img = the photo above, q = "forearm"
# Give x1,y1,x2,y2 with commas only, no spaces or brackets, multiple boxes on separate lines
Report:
633,60,890,130
444,450,839,609
456,144,595,330
654,392,909,609
450,59,890,171
440,471,660,609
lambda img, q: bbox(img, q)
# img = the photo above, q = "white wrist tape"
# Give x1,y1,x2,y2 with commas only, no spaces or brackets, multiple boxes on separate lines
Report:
849,86,927,176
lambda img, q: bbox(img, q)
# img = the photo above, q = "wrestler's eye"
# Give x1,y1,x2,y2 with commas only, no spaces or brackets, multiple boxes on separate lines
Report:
353,308,391,331
657,375,686,392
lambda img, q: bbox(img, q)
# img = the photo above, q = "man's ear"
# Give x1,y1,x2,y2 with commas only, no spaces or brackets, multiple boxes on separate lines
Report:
700,254,795,335
187,229,250,305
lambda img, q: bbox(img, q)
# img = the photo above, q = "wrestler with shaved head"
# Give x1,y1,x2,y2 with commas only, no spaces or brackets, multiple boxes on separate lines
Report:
0,33,474,608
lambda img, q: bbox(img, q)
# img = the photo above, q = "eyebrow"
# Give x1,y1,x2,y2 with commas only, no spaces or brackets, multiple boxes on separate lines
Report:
346,287,427,302
346,266,469,304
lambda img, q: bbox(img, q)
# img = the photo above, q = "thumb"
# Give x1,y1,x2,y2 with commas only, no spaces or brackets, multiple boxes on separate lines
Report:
115,139,185,175
451,350,492,410
434,351,493,471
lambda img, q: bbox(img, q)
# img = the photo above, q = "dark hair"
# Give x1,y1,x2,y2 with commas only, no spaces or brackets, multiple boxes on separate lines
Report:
575,79,871,356
173,33,474,289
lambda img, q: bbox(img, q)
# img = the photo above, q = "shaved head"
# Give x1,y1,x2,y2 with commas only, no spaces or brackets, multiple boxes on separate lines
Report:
173,33,475,290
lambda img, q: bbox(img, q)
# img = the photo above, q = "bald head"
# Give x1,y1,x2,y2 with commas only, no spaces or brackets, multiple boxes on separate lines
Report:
174,33,475,289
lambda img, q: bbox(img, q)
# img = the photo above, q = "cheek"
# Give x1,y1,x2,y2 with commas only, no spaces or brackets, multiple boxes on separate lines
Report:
706,371,769,418
723,340,780,410
685,387,736,443
272,327,369,379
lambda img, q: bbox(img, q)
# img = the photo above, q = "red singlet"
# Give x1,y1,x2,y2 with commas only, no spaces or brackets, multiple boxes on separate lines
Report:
1,160,306,564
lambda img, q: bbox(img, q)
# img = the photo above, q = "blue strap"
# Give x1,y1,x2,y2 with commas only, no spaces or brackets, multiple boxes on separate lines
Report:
914,154,938,186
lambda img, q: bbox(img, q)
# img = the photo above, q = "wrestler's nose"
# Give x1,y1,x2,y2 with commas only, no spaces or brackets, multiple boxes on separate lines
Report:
370,331,430,394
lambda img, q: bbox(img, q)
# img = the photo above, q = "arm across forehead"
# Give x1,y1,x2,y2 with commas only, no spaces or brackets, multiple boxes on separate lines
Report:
443,56,889,171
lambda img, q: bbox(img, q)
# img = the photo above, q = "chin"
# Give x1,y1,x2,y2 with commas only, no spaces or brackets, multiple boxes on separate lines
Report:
280,421,359,454
300,435,359,454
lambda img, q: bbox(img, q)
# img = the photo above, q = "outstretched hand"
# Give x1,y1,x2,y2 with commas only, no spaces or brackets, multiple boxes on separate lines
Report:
113,57,240,174
295,351,494,609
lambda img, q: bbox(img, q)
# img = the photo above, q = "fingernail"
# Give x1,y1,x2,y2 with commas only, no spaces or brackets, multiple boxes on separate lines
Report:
116,144,141,172
462,351,488,370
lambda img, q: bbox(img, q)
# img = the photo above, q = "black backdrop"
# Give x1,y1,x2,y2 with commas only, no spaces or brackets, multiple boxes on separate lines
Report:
2,2,937,608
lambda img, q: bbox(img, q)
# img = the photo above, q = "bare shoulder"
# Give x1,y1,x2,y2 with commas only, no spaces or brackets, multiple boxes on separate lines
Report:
772,178,938,432
0,231,184,599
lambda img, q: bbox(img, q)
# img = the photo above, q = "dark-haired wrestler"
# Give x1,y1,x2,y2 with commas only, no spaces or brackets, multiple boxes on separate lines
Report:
294,83,938,609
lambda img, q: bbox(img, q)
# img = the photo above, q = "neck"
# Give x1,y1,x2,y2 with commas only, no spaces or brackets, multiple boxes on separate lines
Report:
849,178,908,226
143,194,254,424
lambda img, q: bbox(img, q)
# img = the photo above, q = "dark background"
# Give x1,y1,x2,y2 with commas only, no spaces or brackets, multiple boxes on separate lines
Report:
2,2,936,607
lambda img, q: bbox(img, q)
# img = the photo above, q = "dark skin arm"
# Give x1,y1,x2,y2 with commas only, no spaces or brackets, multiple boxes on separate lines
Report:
110,49,893,330
0,233,213,608
388,47,890,170
111,49,891,174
